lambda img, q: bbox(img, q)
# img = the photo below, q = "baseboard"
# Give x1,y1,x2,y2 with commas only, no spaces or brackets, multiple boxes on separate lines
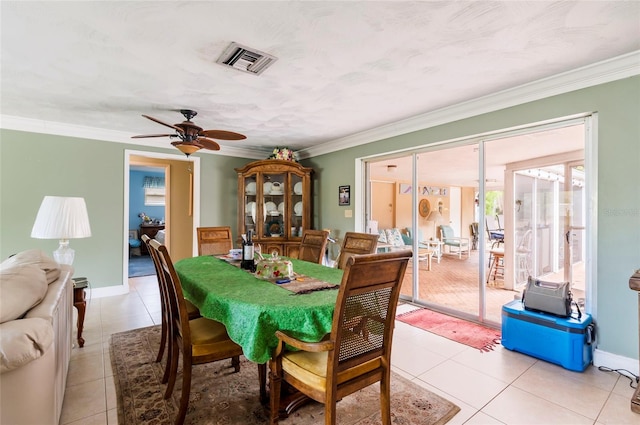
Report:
83,283,130,299
593,348,639,376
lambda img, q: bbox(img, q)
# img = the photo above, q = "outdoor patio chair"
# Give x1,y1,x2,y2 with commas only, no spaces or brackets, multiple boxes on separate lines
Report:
438,225,470,259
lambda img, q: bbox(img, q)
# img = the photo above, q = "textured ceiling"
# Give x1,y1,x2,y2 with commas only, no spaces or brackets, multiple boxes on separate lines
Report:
1,1,639,158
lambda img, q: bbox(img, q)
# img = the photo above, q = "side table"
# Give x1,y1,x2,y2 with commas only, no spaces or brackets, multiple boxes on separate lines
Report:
421,240,443,264
72,277,89,348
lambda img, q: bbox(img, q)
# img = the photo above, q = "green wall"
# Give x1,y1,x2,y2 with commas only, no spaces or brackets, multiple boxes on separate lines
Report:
307,76,640,360
0,130,249,289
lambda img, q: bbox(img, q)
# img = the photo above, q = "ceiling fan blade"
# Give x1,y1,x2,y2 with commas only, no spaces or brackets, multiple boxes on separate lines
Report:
196,137,221,151
131,133,175,139
142,114,184,133
200,129,246,140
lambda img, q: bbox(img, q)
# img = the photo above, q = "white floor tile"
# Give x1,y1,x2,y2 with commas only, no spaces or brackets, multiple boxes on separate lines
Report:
416,359,509,409
482,386,593,425
58,275,630,425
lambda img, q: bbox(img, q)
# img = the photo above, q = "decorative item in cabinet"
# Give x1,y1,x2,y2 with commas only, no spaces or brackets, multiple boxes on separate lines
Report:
236,159,312,253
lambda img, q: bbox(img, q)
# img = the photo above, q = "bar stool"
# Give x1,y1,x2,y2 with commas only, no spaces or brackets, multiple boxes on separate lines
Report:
487,247,504,285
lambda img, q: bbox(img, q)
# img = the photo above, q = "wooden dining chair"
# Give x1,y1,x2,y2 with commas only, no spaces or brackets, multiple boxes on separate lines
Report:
297,229,330,264
149,239,243,425
335,231,379,269
142,235,202,380
196,226,233,256
268,249,411,425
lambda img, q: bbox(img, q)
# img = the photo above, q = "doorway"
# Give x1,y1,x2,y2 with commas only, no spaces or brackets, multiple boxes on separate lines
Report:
363,116,592,325
123,150,201,286
128,165,166,278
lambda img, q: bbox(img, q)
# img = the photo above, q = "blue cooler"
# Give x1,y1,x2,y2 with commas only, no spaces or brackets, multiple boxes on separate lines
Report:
501,300,595,372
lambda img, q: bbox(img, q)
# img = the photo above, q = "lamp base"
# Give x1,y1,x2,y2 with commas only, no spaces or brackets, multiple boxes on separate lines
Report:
54,239,75,265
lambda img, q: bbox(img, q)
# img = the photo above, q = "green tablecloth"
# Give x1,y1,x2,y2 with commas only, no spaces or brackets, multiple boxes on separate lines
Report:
174,256,343,363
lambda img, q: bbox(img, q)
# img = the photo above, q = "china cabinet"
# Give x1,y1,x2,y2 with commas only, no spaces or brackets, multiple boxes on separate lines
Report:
235,159,313,257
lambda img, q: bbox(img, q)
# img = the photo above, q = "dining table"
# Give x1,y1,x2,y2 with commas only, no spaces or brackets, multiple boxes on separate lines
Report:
174,254,344,409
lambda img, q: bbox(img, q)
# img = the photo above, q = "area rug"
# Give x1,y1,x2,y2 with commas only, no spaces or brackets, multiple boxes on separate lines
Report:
128,255,155,278
397,308,501,352
111,325,460,425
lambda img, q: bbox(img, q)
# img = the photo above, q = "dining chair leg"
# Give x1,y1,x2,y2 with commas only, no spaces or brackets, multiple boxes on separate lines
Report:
269,360,283,425
258,363,268,404
380,369,392,425
176,352,193,425
231,355,240,372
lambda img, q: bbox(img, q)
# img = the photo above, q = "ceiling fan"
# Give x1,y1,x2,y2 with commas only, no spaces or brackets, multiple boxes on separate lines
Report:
131,109,246,156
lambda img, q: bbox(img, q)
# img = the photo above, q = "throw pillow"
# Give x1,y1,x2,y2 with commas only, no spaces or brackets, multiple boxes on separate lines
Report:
1,249,60,284
0,264,48,323
378,230,387,244
385,228,405,247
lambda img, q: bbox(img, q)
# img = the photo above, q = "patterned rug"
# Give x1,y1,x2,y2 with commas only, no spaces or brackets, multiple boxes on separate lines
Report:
111,325,460,425
397,308,501,352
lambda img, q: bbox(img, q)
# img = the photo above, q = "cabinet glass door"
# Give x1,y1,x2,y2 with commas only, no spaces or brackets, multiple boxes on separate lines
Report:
290,174,303,237
243,174,258,236
263,173,285,238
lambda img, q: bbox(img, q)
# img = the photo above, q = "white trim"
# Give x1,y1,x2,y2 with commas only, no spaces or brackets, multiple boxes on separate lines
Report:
354,158,364,232
359,113,595,325
85,284,130,299
585,114,598,318
123,149,201,286
593,348,639,376
0,115,266,159
298,51,640,159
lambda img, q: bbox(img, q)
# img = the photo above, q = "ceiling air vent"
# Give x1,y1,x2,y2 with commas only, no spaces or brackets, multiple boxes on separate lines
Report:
216,42,277,76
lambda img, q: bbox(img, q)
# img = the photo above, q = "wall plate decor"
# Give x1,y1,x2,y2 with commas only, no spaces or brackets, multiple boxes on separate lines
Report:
419,198,431,218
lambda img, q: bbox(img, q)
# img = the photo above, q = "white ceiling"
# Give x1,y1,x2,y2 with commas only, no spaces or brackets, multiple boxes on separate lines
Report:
1,1,639,159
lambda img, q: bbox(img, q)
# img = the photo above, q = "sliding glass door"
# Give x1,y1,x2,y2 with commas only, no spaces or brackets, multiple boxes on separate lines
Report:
364,118,589,325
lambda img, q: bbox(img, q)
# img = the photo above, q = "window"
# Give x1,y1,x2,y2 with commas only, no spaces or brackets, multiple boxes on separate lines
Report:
144,187,165,206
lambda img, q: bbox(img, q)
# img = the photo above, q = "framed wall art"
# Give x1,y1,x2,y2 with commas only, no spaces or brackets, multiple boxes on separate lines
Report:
339,185,350,206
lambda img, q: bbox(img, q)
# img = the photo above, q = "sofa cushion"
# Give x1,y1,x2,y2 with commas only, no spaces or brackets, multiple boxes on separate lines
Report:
0,318,54,373
385,228,405,247
0,264,48,323
25,266,72,324
1,249,60,284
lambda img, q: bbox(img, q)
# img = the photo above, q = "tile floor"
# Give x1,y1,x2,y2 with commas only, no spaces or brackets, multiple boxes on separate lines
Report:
60,275,638,424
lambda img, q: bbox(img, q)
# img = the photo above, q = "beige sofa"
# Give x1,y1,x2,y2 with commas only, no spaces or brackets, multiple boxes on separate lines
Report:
0,250,74,425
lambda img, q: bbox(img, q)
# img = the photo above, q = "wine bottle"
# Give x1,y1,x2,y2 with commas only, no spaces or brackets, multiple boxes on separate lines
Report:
241,230,255,271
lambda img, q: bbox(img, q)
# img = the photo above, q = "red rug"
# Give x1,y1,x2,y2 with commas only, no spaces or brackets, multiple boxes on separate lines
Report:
397,308,501,352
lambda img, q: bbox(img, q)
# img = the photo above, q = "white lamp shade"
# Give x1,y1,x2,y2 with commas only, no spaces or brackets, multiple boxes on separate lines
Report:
31,196,92,239
425,210,442,223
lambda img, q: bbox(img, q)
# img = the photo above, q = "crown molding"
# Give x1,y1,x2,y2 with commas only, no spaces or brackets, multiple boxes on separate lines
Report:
2,51,638,160
0,115,268,159
297,50,640,159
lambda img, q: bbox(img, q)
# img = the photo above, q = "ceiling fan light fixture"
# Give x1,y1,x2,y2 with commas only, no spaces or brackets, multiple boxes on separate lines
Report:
172,142,202,156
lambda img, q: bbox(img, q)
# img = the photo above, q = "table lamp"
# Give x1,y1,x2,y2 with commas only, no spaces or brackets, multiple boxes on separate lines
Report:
31,196,92,265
